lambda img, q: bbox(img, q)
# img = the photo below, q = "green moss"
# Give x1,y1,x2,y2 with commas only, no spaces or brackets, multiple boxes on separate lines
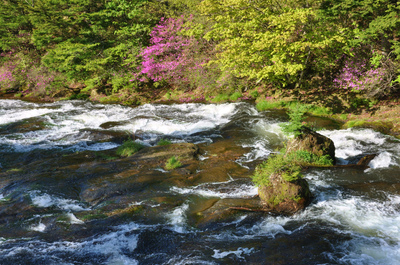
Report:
69,93,89,100
80,213,108,221
344,119,393,135
165,156,182,170
256,100,285,111
116,139,145,157
106,205,143,217
211,93,230,103
95,152,118,161
6,168,22,172
99,95,120,104
157,139,172,146
345,119,366,128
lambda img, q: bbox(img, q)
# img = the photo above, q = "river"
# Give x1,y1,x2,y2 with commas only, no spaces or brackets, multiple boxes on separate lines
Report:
0,99,399,264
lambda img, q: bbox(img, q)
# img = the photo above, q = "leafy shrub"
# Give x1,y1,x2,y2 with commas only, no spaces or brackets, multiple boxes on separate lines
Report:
229,91,242,101
280,105,308,137
116,139,145,157
157,139,172,145
288,150,333,166
333,55,399,99
249,90,259,98
165,156,182,170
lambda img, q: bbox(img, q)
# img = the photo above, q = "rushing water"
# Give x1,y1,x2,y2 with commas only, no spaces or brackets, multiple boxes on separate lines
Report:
0,99,400,264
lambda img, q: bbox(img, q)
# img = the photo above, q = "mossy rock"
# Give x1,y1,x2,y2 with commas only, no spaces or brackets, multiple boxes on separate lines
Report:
344,120,393,135
286,127,335,164
258,172,312,215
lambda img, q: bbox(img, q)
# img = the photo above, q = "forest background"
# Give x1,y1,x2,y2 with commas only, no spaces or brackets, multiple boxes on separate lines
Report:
1,0,400,136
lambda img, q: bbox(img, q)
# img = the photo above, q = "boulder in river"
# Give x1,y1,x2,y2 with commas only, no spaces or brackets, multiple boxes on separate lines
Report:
286,127,336,164
255,127,335,215
258,172,312,215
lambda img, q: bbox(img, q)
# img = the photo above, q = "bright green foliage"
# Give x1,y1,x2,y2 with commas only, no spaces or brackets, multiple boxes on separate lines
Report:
211,93,229,102
1,0,399,101
229,92,242,101
280,105,308,136
0,0,159,94
165,156,182,170
321,0,400,58
256,100,286,111
252,150,302,187
200,0,349,88
320,0,400,98
116,139,145,157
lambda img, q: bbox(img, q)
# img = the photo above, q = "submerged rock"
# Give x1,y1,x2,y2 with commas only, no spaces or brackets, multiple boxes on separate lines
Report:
132,142,199,162
194,197,266,229
356,154,377,167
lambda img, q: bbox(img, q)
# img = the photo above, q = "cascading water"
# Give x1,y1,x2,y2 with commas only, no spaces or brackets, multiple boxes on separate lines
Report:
0,99,399,264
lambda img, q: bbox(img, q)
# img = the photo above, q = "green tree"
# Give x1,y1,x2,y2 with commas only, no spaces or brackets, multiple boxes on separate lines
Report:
0,0,161,95
200,0,350,89
321,0,400,58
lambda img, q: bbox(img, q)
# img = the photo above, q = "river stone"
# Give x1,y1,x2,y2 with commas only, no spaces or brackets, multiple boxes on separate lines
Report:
194,197,265,229
258,172,312,215
132,142,199,162
286,127,336,164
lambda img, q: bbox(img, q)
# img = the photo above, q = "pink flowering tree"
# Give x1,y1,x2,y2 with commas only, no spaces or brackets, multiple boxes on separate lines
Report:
138,16,207,89
333,53,397,99
0,50,63,97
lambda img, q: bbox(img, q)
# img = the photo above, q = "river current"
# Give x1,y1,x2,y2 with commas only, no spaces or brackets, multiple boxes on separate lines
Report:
0,99,399,264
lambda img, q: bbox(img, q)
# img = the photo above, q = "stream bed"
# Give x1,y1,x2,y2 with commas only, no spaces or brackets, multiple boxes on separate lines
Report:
0,99,399,264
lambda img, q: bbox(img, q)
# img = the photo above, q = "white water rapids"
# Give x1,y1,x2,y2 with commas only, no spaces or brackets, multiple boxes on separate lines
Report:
0,99,400,264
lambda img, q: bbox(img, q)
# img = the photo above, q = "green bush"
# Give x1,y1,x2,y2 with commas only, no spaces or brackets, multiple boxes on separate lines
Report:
116,139,145,157
165,156,182,170
229,91,242,101
280,105,308,137
249,90,259,98
211,93,230,103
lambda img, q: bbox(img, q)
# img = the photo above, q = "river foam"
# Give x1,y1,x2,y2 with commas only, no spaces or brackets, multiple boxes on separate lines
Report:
0,222,142,264
171,180,258,199
320,128,400,167
30,191,90,212
0,100,244,152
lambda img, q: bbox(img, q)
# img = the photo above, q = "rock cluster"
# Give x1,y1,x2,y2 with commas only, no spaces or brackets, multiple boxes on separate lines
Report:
258,129,335,214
